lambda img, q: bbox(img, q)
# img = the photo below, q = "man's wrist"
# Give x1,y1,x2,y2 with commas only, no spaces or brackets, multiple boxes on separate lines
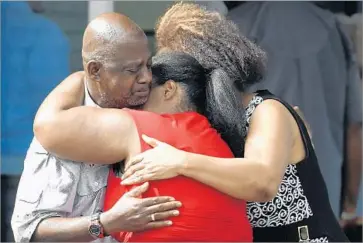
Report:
89,212,107,239
341,211,357,221
343,196,357,214
99,211,113,236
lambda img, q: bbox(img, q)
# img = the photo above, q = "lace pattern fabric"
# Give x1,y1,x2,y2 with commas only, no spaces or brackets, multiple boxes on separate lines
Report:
245,95,313,228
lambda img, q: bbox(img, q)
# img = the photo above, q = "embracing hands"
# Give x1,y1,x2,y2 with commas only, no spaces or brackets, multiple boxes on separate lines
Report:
121,135,187,185
101,182,182,233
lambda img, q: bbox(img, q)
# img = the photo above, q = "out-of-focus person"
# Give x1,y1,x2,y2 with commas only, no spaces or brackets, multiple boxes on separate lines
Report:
1,1,70,174
228,2,362,223
337,9,363,243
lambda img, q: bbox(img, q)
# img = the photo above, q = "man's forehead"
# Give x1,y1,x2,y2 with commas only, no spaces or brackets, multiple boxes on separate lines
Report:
118,37,149,52
110,35,150,62
119,34,148,48
119,53,152,65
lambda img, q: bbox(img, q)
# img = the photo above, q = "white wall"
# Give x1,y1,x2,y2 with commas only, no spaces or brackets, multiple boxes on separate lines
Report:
114,1,174,53
114,1,174,30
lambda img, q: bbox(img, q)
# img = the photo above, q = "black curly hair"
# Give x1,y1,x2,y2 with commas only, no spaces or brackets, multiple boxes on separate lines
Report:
155,2,266,92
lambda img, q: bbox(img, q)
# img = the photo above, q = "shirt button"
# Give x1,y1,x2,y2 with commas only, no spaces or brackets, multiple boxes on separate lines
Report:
94,182,99,187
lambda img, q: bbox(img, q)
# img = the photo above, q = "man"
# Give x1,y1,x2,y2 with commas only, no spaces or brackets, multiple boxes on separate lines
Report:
11,13,181,242
228,1,362,219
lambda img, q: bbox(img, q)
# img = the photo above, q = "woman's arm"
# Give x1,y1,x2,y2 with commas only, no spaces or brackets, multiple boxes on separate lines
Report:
183,100,294,201
122,100,295,202
33,72,137,164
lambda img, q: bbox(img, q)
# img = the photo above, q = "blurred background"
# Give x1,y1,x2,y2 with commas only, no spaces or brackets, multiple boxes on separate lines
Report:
1,1,362,241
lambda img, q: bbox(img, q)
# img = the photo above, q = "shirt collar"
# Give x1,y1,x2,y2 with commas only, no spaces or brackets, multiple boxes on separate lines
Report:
84,82,100,108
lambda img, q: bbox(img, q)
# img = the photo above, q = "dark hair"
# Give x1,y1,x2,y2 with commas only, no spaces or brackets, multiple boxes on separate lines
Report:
152,51,207,114
152,51,246,157
155,2,266,92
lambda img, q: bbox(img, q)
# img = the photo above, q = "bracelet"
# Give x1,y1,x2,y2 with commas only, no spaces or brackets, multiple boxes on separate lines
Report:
341,211,356,221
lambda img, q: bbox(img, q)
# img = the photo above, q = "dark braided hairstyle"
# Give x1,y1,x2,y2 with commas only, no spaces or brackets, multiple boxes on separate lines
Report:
155,2,266,92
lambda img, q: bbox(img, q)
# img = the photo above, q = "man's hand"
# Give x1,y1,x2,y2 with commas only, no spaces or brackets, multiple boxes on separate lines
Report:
100,182,182,233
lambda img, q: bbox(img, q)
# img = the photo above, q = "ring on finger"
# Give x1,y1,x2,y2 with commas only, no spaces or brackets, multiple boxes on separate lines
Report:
151,213,156,222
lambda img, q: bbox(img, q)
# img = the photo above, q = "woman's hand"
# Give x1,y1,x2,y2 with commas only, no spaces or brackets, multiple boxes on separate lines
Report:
121,135,187,185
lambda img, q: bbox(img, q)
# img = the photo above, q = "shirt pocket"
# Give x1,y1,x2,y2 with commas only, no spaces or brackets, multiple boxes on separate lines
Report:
17,150,50,204
76,164,108,197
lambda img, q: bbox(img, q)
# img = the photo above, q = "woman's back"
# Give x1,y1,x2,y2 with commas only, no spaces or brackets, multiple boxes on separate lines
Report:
246,90,348,242
104,109,252,242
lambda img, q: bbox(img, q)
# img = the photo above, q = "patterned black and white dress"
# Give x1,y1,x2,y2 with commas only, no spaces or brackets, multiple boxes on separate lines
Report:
245,90,349,242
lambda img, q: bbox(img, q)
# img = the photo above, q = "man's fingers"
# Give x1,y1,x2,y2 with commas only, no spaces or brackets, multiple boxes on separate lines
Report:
144,220,173,230
126,182,149,197
141,196,178,207
145,201,182,214
339,220,347,228
122,164,146,180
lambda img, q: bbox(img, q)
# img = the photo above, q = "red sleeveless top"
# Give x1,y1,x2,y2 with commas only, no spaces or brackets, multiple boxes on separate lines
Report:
103,109,252,242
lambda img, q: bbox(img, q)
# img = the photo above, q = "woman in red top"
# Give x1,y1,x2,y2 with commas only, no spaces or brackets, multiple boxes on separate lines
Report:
34,51,252,242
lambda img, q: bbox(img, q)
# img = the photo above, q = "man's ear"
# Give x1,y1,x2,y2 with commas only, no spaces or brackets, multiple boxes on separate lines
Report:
163,80,177,100
85,61,102,82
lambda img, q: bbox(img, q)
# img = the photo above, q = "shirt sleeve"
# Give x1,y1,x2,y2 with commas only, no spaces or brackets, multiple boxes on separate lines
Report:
11,138,81,242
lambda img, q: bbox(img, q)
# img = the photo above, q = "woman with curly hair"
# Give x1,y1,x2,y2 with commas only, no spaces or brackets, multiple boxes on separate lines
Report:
120,2,349,242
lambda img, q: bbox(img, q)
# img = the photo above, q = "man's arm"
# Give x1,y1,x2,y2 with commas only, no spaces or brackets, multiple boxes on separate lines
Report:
342,55,362,219
12,141,181,242
343,124,362,214
33,216,94,242
11,140,82,242
33,182,180,242
33,72,137,164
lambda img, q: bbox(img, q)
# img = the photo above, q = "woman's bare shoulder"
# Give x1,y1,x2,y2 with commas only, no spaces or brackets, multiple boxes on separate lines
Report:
249,99,293,128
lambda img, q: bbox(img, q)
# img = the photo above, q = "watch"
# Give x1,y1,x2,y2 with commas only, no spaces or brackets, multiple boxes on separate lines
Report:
89,212,105,239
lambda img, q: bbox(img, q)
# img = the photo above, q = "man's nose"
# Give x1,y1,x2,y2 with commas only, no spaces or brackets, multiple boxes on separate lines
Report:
138,67,152,84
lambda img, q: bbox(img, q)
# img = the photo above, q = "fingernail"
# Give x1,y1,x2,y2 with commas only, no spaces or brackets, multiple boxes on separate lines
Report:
173,210,179,216
167,221,173,226
169,197,175,201
153,188,160,196
176,202,182,207
121,180,132,185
